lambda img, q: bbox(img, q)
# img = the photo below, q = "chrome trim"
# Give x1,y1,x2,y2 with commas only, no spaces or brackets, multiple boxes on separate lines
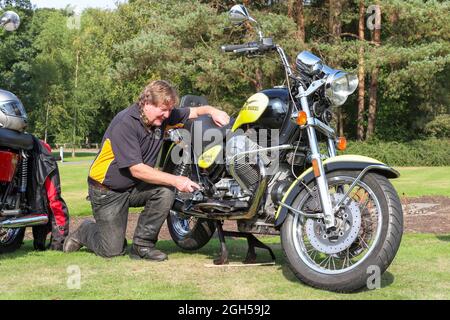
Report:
276,45,294,77
228,144,293,193
298,79,326,98
278,202,324,219
306,117,336,138
239,158,268,220
297,85,336,229
0,214,48,228
327,138,337,158
295,51,323,76
332,164,398,213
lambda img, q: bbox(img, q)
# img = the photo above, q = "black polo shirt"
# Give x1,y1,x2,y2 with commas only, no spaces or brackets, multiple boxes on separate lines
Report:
89,103,190,191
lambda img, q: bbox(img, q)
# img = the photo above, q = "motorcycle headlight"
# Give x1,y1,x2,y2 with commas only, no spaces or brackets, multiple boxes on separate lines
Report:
325,71,358,107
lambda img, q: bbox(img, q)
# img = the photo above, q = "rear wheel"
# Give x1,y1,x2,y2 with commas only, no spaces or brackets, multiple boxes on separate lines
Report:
0,227,25,254
166,161,216,251
167,212,216,250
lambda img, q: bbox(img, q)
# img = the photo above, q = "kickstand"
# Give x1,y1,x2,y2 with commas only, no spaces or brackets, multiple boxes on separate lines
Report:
212,222,276,265
213,221,229,265
243,234,276,264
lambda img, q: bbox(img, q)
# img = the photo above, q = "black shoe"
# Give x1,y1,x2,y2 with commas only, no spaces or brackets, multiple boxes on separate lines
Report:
63,233,82,253
129,244,168,262
63,223,87,253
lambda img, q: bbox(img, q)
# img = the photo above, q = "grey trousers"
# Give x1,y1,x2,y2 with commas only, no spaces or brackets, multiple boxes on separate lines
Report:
77,182,175,258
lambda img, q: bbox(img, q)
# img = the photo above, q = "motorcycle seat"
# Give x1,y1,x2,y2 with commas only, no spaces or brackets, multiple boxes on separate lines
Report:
179,95,209,109
0,127,34,151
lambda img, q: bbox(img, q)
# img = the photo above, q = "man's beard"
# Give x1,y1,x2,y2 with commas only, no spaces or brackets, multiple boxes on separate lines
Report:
139,106,162,139
139,106,152,128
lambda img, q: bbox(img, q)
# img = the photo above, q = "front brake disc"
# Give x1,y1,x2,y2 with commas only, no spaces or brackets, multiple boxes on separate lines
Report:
305,193,361,254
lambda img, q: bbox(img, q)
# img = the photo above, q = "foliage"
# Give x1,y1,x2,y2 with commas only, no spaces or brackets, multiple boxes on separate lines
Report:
342,138,450,166
0,0,448,144
424,114,450,138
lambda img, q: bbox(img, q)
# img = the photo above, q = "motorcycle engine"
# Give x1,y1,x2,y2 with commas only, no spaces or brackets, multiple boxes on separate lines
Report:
225,133,270,193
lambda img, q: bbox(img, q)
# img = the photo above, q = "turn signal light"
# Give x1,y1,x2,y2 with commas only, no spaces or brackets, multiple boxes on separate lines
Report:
296,111,308,126
336,137,347,151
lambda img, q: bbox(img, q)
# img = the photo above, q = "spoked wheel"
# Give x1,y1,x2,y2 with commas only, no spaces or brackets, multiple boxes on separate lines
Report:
281,170,403,292
167,211,216,251
0,227,25,254
167,162,216,251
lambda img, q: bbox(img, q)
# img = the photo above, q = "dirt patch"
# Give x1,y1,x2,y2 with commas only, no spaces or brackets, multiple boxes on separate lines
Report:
401,196,450,234
61,216,238,242
24,196,450,242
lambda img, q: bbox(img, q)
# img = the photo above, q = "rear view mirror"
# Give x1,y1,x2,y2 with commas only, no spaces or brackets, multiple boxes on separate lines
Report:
0,11,20,32
229,4,251,25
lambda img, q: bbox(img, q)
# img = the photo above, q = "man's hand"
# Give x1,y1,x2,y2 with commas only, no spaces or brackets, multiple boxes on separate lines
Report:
211,109,230,127
130,163,200,193
173,176,201,193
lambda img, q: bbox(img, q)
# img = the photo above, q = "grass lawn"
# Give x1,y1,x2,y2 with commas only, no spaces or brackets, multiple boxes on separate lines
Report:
392,167,450,197
4,163,443,299
52,152,97,163
0,234,448,299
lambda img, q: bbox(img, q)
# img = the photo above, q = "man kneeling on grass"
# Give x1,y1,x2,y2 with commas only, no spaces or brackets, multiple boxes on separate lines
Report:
63,80,230,261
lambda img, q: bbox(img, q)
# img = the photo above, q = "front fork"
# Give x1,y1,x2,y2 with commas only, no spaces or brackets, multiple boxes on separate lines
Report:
298,88,336,229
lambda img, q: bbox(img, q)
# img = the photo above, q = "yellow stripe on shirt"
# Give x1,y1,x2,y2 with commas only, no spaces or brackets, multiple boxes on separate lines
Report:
89,139,115,184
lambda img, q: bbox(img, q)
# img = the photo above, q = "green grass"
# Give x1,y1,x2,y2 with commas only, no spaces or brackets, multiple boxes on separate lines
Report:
52,152,96,163
59,163,92,216
59,164,450,217
1,164,448,299
0,234,448,299
392,167,450,197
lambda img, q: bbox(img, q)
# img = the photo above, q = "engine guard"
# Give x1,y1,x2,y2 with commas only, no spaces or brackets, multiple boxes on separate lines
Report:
274,155,400,229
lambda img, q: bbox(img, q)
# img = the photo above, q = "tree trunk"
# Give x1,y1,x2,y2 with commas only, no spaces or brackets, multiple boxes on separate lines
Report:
329,0,343,41
255,67,263,92
288,0,294,18
296,0,305,43
329,0,344,135
288,0,305,43
366,5,381,140
357,1,366,141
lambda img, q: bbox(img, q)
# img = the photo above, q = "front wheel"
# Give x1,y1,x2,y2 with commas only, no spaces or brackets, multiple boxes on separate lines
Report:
0,227,25,254
281,170,403,292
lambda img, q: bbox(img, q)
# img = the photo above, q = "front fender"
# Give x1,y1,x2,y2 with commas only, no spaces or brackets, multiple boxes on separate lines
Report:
274,155,400,229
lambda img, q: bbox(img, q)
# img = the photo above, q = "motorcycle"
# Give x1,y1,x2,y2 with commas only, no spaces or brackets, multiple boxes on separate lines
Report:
0,11,49,253
160,5,403,292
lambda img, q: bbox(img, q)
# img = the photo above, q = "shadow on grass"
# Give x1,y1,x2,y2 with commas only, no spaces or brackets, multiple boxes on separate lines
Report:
155,237,284,266
155,238,398,293
436,234,450,242
0,241,40,261
280,260,396,292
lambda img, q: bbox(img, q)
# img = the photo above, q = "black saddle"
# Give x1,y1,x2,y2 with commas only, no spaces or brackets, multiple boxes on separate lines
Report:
0,128,34,151
179,95,235,156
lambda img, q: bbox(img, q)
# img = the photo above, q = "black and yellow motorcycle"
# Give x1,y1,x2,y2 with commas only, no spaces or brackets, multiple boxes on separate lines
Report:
159,5,403,292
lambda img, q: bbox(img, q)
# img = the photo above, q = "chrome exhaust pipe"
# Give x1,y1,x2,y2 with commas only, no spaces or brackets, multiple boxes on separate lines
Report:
0,214,48,228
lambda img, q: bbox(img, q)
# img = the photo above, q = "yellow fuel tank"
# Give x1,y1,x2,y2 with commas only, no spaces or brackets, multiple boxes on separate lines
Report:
231,93,269,132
